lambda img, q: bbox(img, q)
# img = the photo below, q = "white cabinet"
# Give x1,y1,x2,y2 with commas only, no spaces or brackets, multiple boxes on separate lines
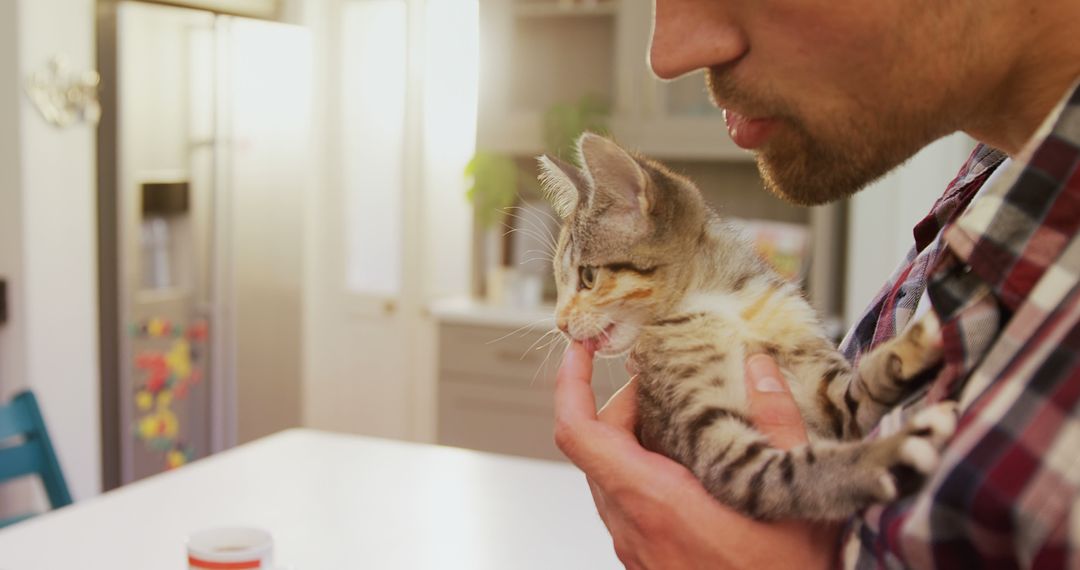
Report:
477,0,749,160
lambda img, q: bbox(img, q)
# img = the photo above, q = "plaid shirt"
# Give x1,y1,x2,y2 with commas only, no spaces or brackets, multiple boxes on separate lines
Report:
839,80,1080,568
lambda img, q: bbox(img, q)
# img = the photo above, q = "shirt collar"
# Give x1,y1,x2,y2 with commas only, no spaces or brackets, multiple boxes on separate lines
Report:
912,144,1007,252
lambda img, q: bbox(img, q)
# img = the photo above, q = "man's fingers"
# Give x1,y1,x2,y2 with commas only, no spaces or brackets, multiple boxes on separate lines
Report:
586,476,613,530
554,341,598,423
554,342,600,464
745,354,809,451
598,376,638,433
556,347,652,476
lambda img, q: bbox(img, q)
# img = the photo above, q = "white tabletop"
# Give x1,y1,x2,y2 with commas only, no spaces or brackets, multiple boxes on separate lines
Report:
0,429,619,569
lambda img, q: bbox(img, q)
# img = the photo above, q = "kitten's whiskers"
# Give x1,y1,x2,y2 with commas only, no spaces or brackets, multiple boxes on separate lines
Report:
532,333,569,387
501,209,558,263
522,328,561,359
504,206,559,251
486,317,554,346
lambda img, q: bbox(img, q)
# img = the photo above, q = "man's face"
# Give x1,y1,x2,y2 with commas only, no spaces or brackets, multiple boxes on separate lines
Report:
651,0,984,205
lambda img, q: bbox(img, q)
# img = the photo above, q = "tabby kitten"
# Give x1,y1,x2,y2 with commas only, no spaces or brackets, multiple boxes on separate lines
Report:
540,133,956,521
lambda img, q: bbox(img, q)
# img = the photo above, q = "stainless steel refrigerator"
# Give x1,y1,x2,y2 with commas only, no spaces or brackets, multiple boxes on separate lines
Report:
97,0,309,488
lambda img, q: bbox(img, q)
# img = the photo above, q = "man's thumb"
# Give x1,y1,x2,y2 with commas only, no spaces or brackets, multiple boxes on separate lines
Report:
745,354,809,451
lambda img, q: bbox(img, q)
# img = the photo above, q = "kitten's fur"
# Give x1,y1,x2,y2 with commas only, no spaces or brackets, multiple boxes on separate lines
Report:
541,133,955,521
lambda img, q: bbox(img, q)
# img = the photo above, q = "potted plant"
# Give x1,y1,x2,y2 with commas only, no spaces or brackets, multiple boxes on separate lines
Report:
465,94,610,303
542,93,610,165
464,151,518,302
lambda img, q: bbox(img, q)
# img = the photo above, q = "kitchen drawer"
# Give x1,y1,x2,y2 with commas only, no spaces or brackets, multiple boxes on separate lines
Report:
439,322,633,385
438,380,563,461
437,370,629,461
439,322,564,382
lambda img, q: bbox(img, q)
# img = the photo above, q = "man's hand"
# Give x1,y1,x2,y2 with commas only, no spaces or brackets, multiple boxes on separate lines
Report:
554,342,840,569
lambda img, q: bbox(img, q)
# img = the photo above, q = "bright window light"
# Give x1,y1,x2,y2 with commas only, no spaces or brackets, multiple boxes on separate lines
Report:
342,0,478,299
422,0,479,299
341,0,407,296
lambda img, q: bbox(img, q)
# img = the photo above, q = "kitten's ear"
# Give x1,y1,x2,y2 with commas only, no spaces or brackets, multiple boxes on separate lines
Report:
537,154,589,218
577,133,651,218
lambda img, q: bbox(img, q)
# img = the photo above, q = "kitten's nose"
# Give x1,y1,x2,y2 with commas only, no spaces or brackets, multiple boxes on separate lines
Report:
556,319,569,334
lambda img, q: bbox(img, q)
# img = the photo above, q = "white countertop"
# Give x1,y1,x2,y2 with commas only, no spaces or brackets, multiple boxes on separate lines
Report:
429,297,556,330
0,429,618,569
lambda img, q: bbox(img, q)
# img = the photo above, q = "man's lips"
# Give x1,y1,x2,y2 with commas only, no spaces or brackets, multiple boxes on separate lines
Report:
724,109,777,150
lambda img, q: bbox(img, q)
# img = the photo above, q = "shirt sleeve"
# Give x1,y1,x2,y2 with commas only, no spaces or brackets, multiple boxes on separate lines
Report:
840,312,1080,569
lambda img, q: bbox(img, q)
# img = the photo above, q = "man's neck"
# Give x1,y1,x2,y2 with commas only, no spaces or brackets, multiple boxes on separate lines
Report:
964,2,1080,156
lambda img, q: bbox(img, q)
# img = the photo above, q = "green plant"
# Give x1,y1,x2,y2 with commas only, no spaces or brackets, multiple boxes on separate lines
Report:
464,94,611,228
465,151,518,228
542,93,611,164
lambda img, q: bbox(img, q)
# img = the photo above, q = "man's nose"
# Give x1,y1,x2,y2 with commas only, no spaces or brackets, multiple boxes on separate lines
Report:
649,0,746,80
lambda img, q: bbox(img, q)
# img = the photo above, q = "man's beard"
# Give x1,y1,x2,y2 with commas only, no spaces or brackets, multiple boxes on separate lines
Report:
706,68,945,206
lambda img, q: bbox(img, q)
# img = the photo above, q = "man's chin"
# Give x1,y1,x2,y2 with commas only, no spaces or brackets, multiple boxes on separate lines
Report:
756,145,881,206
753,116,944,207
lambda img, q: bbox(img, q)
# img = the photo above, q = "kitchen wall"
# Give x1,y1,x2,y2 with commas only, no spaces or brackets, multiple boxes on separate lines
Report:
0,0,102,513
0,1,27,402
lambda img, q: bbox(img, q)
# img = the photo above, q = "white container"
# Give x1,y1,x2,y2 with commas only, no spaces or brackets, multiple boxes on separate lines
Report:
187,527,274,569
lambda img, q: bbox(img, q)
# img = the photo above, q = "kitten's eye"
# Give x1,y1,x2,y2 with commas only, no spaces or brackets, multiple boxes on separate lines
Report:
579,266,597,290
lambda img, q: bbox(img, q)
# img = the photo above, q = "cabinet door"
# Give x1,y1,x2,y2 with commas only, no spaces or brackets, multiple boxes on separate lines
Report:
608,1,750,160
475,0,751,160
439,380,565,461
477,0,622,155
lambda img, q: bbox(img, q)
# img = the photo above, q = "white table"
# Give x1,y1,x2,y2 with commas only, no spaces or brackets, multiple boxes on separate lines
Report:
0,429,620,569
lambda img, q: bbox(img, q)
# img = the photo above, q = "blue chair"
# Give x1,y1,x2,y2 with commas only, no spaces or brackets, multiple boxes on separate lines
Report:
0,390,72,528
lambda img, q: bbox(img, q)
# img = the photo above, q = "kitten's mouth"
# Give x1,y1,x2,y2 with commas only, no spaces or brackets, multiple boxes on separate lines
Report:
582,324,618,355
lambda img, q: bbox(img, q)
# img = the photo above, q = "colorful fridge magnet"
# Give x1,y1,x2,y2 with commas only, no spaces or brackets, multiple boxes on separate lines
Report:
131,316,209,471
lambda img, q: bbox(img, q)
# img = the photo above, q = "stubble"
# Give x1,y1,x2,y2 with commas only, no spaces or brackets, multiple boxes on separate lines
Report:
706,68,949,206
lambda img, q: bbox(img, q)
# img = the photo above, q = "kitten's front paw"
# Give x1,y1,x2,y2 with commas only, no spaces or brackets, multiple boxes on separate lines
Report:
890,313,944,379
855,313,945,413
888,401,959,495
908,400,958,449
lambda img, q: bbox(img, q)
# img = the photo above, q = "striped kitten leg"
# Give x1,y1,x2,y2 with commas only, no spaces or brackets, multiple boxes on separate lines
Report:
849,313,944,434
667,401,958,521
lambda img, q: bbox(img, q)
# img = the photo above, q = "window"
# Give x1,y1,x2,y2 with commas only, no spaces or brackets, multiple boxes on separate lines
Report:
341,0,407,296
